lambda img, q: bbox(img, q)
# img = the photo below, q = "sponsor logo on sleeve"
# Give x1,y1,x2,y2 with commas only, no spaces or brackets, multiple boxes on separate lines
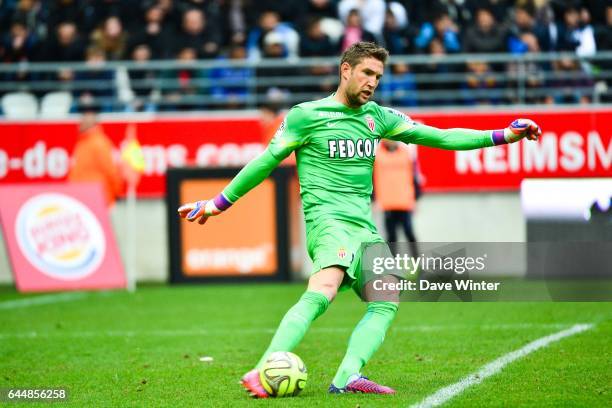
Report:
386,108,417,127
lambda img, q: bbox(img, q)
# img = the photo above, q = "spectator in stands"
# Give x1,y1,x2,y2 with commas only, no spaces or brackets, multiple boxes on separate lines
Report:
461,60,503,105
0,18,39,89
339,9,377,52
40,21,85,92
379,62,418,106
557,5,596,56
532,3,557,52
90,15,128,60
74,46,116,112
382,5,412,55
507,32,547,104
128,44,157,112
417,37,458,105
175,8,221,59
414,12,461,54
246,10,300,60
182,0,227,44
300,16,336,57
546,57,594,104
508,5,549,55
338,0,386,38
209,45,252,109
177,8,221,59
161,47,203,111
506,4,552,104
128,5,172,59
224,0,248,46
255,32,298,104
463,7,507,53
594,6,612,51
299,17,336,97
11,0,48,42
0,0,605,109
42,21,84,62
1,19,39,63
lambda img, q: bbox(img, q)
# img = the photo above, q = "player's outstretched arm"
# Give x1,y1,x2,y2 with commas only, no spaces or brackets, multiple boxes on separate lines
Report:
384,108,542,150
406,118,541,150
178,107,307,225
178,148,283,225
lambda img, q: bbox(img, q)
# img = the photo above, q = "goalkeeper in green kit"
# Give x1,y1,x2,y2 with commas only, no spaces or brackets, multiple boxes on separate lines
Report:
178,42,541,397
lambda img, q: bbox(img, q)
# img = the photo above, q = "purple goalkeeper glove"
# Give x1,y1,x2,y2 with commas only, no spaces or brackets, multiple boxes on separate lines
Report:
178,194,233,225
492,118,542,145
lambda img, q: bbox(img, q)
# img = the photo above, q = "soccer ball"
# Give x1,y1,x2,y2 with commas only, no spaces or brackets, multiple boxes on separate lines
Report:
259,351,307,397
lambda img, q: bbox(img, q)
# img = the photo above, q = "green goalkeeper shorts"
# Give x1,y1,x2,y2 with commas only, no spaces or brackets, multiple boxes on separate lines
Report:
306,219,391,295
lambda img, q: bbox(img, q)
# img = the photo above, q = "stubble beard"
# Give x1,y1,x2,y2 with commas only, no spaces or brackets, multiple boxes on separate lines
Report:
345,87,367,108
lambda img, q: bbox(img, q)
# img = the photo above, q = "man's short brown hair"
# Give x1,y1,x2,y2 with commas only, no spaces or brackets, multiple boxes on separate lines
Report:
340,42,389,68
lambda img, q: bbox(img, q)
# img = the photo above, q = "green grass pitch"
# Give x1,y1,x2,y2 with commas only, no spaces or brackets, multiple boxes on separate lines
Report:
1,283,611,407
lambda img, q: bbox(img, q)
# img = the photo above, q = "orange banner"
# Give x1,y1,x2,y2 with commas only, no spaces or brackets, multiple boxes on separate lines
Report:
179,178,277,277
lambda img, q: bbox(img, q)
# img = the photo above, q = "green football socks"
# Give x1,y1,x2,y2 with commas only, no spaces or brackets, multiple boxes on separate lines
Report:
255,291,330,369
332,301,398,388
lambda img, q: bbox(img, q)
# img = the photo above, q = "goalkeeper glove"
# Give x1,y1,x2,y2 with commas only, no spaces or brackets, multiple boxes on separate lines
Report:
177,194,233,225
492,118,542,145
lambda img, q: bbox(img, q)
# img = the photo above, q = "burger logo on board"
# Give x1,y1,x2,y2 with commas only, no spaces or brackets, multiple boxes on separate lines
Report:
15,193,106,280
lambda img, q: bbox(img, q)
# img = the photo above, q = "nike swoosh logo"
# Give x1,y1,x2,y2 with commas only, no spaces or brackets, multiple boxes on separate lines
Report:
326,122,338,127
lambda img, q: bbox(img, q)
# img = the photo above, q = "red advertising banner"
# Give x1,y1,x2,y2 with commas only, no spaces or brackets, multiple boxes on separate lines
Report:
0,109,609,194
410,109,612,191
0,117,264,197
0,183,125,292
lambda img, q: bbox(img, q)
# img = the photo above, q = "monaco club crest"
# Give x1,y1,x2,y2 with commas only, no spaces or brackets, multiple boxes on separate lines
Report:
365,115,376,133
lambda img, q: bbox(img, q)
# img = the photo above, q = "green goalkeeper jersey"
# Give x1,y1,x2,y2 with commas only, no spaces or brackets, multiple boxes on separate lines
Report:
222,95,494,231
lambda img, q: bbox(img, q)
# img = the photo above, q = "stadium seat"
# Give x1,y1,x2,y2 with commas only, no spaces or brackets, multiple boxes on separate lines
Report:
1,92,38,119
39,92,73,118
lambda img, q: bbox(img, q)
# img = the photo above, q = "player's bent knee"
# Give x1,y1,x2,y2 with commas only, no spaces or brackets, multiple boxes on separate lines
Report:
307,266,344,302
309,282,338,302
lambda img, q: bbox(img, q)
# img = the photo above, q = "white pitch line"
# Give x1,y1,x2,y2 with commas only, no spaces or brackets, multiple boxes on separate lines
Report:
410,323,594,408
0,323,574,340
0,292,88,310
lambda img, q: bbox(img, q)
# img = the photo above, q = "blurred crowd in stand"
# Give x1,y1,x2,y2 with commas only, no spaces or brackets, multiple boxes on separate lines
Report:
1,0,611,112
